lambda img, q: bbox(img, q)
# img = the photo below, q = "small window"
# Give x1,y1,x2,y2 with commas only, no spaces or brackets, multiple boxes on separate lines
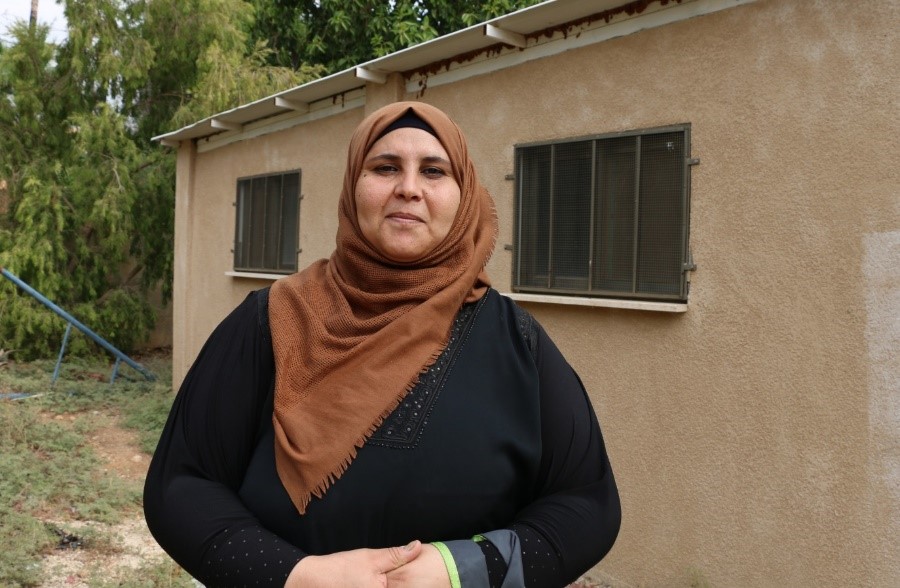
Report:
234,171,301,273
514,126,691,301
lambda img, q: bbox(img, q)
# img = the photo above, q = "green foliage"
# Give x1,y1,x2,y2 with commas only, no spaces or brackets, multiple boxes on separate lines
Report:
0,353,177,586
171,37,322,129
0,398,140,520
133,0,317,137
0,15,159,361
249,0,545,73
0,507,53,586
0,1,318,361
87,558,196,588
0,400,138,586
120,384,179,454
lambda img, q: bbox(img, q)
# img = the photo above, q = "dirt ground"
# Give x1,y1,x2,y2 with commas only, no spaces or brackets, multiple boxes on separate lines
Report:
37,416,170,588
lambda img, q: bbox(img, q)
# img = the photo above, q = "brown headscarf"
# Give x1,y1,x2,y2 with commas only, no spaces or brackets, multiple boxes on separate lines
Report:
269,101,498,514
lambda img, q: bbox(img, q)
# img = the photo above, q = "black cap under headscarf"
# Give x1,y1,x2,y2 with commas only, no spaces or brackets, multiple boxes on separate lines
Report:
374,108,438,141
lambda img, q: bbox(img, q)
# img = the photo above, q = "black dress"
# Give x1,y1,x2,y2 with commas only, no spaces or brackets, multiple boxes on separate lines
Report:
144,288,620,587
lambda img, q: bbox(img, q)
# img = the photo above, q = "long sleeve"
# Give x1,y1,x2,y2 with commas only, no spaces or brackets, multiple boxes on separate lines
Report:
510,320,620,585
441,316,620,588
143,290,305,586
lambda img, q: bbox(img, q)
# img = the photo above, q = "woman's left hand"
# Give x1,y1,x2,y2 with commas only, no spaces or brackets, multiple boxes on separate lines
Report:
385,543,451,587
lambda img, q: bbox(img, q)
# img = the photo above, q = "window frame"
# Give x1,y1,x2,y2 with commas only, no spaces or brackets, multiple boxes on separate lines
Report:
233,169,301,275
512,124,692,302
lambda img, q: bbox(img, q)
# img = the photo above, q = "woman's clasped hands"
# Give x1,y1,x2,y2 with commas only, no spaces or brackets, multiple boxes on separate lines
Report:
284,540,452,588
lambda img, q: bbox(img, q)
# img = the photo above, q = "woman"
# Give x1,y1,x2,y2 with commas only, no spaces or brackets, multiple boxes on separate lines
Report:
144,101,620,587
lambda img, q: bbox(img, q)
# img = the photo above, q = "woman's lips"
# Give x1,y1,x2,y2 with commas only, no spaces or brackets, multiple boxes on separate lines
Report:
387,212,423,222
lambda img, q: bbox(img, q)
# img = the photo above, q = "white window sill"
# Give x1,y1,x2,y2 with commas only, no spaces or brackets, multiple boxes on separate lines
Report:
226,270,286,281
504,292,687,313
224,275,686,312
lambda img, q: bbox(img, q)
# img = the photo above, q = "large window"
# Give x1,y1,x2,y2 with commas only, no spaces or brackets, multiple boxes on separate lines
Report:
514,126,691,301
234,171,301,273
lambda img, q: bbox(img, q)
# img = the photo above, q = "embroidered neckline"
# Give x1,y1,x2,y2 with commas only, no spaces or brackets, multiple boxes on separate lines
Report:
368,291,488,449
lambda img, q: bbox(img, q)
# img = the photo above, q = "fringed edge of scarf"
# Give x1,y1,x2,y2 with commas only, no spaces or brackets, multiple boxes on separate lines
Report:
288,344,447,515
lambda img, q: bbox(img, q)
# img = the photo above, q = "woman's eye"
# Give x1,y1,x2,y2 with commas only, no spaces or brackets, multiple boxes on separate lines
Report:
374,164,398,174
422,167,446,177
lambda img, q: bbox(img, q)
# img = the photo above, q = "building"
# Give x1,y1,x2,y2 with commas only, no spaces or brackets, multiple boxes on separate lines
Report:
156,0,899,585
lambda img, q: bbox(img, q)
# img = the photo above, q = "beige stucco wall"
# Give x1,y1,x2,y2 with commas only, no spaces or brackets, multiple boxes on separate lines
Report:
171,0,899,585
171,109,365,380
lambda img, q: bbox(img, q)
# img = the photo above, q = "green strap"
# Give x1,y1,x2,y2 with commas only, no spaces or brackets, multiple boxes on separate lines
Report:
431,542,462,588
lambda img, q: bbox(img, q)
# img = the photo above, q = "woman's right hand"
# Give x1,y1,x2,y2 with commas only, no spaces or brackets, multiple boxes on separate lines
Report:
284,540,424,587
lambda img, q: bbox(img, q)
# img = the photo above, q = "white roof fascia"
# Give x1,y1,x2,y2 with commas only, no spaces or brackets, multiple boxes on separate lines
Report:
152,0,630,145
154,0,756,146
405,0,759,95
195,88,366,154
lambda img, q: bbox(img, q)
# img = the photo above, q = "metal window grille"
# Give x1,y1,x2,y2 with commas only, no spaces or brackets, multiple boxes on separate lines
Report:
233,171,301,273
514,126,690,301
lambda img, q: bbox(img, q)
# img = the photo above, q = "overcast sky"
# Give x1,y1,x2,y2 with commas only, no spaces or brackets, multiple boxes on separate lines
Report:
0,0,69,44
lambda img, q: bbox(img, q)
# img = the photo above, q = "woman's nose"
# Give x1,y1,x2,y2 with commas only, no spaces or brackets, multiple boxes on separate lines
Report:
394,170,422,200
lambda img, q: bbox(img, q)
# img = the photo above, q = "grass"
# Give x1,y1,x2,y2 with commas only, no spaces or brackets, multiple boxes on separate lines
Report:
87,558,195,588
0,351,194,587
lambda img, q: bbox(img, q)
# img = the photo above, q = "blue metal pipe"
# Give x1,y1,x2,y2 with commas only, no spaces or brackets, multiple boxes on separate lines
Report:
52,323,73,384
1,266,155,381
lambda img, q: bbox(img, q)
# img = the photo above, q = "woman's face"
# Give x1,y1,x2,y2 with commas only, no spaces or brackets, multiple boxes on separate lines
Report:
355,127,461,263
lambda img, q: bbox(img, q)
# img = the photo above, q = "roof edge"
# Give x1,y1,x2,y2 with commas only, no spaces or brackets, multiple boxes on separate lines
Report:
155,0,754,145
